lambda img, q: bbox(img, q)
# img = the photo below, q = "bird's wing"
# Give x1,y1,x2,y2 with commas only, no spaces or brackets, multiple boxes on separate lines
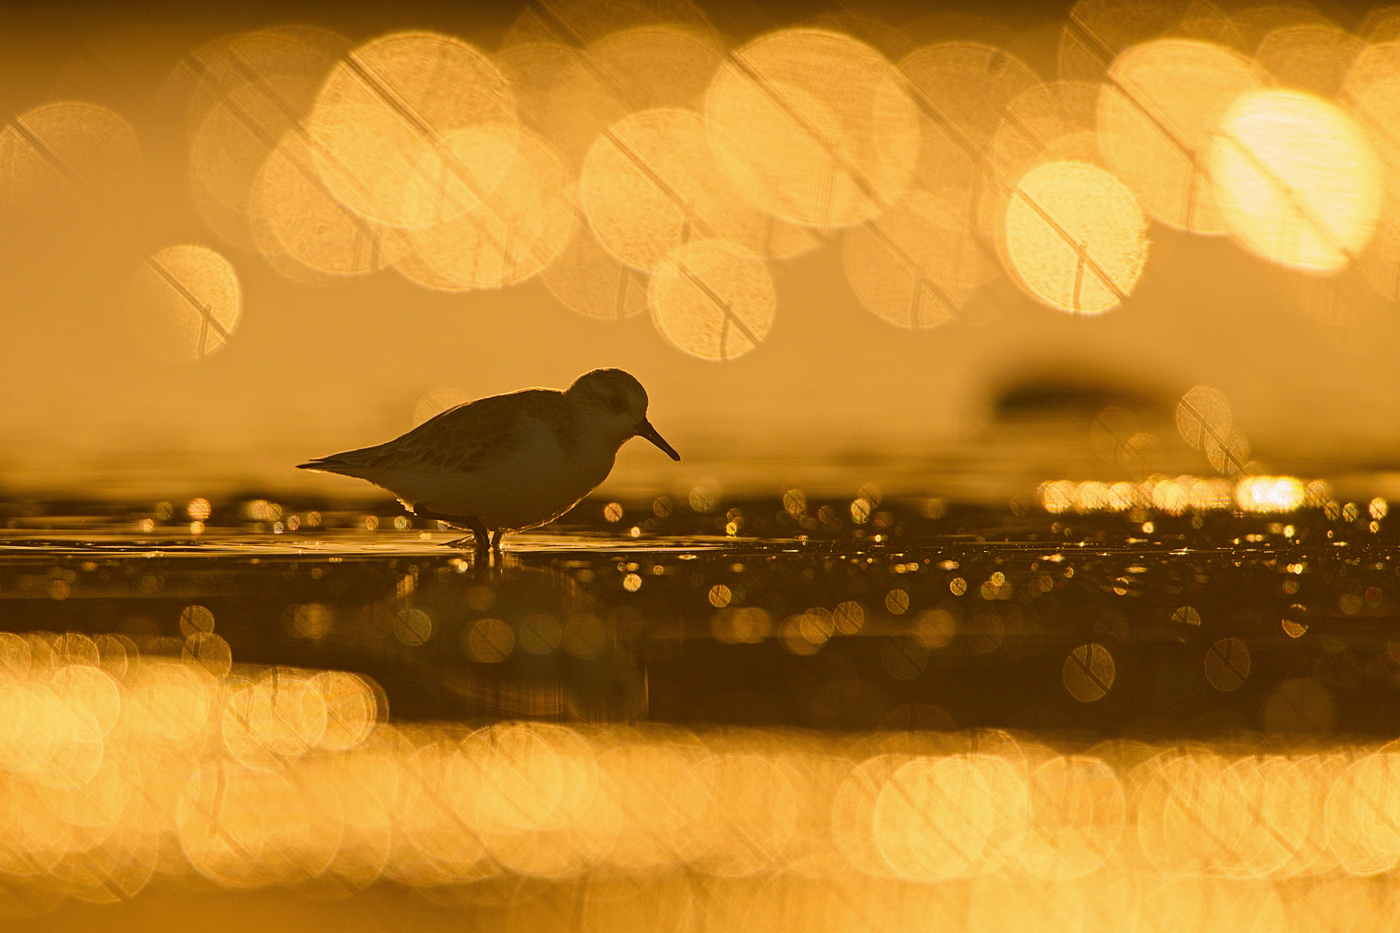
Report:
298,389,570,476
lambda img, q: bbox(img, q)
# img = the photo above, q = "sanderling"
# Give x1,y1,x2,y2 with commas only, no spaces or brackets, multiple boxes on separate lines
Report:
297,368,680,562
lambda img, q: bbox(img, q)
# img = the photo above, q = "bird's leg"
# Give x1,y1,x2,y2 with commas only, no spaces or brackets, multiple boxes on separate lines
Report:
491,530,504,557
466,518,490,566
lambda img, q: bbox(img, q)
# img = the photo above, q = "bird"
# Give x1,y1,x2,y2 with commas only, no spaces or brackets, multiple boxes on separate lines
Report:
297,369,680,563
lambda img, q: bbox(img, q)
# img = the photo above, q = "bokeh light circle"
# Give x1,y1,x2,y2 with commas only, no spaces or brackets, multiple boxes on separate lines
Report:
1062,643,1116,701
1097,40,1265,233
897,41,1042,223
649,240,776,360
183,27,348,252
1176,385,1232,451
494,40,622,174
400,127,575,291
1003,161,1147,314
584,25,726,117
705,28,919,228
0,101,142,209
126,245,241,361
984,82,1100,208
1210,89,1382,272
843,190,998,329
542,223,651,320
307,31,516,229
1204,637,1251,692
872,755,997,879
580,108,759,272
250,132,411,281
1018,755,1125,880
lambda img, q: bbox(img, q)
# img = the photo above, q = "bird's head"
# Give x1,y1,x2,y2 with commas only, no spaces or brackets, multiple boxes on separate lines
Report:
567,368,680,460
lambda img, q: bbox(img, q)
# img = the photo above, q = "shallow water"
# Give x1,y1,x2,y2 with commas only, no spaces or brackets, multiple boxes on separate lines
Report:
1,496,1396,734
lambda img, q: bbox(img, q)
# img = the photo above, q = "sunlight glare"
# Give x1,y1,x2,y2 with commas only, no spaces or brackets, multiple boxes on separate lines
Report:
1210,89,1382,272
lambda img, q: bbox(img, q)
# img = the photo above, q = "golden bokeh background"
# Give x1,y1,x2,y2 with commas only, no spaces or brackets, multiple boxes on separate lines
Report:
8,0,1400,917
1,0,1400,508
15,3,1400,926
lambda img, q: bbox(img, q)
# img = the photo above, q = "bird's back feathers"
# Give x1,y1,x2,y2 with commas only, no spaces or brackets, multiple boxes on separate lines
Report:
296,388,576,478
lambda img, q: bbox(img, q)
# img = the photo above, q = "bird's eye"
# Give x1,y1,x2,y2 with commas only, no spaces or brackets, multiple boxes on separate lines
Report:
605,395,628,413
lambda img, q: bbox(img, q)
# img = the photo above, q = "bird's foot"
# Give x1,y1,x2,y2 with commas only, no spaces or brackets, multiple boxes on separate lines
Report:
435,516,491,560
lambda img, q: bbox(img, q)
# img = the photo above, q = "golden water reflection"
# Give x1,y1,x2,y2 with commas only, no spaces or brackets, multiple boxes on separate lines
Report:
5,632,1400,926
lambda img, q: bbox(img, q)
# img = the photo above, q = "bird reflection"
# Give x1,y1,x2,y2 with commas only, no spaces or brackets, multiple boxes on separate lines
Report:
373,560,645,720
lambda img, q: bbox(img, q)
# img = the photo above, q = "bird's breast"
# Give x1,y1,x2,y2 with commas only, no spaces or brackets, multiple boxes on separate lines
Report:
384,421,617,531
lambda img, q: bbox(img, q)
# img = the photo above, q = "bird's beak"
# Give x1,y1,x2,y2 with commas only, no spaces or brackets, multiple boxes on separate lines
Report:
636,420,681,461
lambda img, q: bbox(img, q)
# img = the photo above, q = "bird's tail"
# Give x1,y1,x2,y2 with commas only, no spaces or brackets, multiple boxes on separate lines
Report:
296,448,379,477
296,457,342,472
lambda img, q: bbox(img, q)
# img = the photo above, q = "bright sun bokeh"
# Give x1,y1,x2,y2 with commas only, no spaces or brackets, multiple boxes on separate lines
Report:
1234,475,1307,512
1210,89,1383,272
